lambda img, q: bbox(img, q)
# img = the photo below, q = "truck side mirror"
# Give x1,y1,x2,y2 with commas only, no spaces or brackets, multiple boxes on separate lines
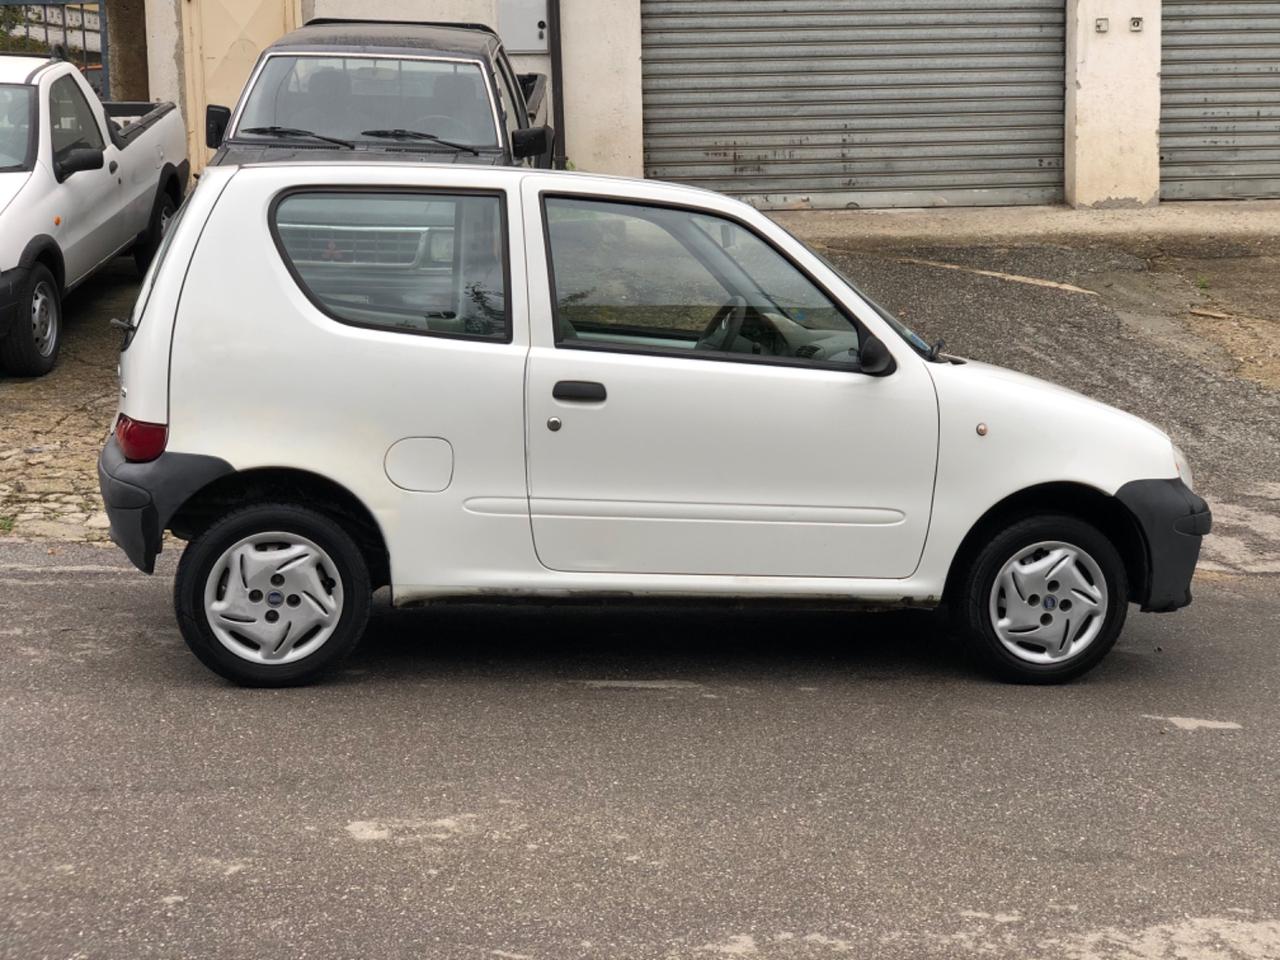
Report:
857,334,896,376
54,146,104,181
206,104,231,149
512,124,551,160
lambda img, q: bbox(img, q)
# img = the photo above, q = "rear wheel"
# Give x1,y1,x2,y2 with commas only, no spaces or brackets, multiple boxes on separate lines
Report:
957,515,1128,684
174,503,371,686
0,263,61,377
134,191,178,276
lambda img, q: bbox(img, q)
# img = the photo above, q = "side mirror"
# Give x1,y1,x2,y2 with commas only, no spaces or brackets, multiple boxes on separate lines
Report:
54,146,104,181
205,104,231,149
857,334,896,376
512,124,551,160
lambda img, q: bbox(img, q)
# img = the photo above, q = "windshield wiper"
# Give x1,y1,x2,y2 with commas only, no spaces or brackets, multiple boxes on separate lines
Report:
927,338,947,361
239,126,354,149
360,128,480,156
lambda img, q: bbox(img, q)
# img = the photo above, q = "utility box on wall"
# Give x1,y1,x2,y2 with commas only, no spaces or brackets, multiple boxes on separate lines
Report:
497,0,549,53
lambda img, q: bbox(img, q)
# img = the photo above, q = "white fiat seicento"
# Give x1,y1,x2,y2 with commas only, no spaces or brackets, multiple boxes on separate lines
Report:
99,162,1210,686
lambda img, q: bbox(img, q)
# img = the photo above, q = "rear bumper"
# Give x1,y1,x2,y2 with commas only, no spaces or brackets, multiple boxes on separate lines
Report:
0,265,28,340
1116,478,1213,612
97,436,233,573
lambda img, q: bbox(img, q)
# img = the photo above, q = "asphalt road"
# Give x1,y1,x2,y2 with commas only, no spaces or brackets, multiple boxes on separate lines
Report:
2,542,1278,959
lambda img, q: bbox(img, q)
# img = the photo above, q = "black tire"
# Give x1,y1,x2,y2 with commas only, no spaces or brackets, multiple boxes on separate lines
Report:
956,514,1129,684
0,263,62,377
133,190,178,276
174,503,371,686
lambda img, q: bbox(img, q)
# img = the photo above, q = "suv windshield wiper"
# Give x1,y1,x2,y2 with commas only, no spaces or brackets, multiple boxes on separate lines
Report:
239,126,354,149
360,128,480,156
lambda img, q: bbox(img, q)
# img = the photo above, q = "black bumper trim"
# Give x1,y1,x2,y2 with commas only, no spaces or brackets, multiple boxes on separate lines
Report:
98,437,234,573
1116,477,1212,613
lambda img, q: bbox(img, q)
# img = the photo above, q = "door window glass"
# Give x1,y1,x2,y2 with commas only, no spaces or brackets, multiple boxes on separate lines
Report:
544,197,859,363
273,191,509,341
48,76,104,161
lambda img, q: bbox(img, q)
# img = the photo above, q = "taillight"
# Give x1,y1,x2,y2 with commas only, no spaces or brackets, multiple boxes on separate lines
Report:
115,414,168,462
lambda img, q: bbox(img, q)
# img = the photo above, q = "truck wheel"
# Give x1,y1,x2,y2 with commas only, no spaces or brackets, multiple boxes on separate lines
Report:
957,515,1129,684
134,191,177,276
174,503,371,686
0,263,62,377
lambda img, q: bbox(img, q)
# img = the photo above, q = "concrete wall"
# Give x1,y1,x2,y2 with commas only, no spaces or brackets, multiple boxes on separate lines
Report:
560,0,642,175
144,0,185,115
1065,0,1163,207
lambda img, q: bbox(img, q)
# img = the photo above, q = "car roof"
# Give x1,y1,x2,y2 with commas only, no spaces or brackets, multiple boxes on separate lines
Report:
267,20,499,59
0,55,57,84
229,159,732,206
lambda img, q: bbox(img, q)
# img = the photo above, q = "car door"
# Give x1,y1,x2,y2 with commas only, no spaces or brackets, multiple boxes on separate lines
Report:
521,178,940,579
45,73,121,283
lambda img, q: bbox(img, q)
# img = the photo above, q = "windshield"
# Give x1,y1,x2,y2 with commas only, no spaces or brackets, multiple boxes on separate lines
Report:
233,55,499,149
0,85,35,170
805,244,935,357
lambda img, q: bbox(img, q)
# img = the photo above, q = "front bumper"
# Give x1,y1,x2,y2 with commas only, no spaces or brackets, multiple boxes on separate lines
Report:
1116,478,1213,612
98,436,233,573
0,265,27,340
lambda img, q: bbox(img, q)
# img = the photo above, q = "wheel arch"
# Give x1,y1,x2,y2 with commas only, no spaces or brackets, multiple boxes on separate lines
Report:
19,235,65,291
942,482,1149,607
159,161,185,206
168,467,391,589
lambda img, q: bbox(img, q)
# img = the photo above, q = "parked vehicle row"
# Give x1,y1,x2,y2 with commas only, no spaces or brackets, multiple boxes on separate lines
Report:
99,161,1211,687
0,55,188,376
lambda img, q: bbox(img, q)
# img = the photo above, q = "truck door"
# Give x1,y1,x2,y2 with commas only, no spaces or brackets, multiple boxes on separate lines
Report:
46,74,122,283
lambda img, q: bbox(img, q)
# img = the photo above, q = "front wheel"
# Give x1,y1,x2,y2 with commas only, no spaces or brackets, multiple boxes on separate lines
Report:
174,504,371,686
0,263,62,377
957,515,1129,684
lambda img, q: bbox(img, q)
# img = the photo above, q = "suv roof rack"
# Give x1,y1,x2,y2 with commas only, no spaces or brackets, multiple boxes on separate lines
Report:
303,18,500,38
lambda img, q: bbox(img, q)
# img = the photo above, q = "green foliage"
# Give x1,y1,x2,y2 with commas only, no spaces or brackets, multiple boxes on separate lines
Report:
0,515,14,535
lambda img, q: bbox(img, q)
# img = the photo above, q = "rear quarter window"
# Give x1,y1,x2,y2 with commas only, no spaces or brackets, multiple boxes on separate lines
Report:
271,190,510,342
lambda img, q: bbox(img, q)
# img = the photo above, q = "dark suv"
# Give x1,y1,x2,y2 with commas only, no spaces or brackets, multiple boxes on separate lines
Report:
205,19,553,168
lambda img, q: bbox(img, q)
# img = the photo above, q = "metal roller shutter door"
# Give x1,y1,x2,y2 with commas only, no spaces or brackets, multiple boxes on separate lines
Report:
640,0,1066,210
1161,1,1280,200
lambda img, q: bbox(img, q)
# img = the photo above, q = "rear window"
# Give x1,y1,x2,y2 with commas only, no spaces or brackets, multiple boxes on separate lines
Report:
271,190,510,342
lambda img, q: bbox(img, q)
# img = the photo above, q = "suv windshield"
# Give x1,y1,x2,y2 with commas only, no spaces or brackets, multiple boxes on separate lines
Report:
0,85,35,170
233,55,499,149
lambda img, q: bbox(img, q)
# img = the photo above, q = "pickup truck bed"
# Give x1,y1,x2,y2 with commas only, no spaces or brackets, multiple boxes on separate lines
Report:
103,101,180,148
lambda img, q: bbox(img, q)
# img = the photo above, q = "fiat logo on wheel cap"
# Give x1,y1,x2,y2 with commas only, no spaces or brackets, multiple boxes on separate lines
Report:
1043,596,1057,610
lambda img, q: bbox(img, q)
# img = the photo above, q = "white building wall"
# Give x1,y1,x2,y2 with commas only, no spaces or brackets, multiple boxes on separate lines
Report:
1065,0,1163,207
144,0,185,115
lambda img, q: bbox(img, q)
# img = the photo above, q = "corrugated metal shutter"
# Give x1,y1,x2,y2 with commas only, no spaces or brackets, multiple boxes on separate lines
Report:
1161,1,1280,200
640,0,1066,209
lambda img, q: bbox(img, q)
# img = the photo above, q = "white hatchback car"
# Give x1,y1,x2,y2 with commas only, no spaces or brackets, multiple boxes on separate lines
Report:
99,162,1210,686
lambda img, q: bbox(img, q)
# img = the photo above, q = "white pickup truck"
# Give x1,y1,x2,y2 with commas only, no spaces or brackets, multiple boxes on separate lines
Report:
0,55,188,376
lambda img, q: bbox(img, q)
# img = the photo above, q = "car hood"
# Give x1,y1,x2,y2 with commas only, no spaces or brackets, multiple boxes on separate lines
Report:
212,143,507,167
0,170,30,218
938,357,1172,444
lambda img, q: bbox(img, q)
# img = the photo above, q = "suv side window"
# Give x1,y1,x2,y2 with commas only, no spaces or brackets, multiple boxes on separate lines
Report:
48,75,104,160
273,191,510,341
543,197,858,364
